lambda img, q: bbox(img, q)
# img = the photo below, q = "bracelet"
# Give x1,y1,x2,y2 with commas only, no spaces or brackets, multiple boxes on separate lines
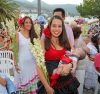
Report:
14,64,18,66
70,63,73,68
45,86,50,90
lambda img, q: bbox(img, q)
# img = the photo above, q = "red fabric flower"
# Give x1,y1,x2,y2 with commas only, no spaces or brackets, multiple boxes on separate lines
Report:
43,28,50,38
18,18,24,26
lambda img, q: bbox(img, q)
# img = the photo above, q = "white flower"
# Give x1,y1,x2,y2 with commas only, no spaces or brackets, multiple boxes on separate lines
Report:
29,38,50,84
81,23,89,37
34,24,41,38
1,18,18,62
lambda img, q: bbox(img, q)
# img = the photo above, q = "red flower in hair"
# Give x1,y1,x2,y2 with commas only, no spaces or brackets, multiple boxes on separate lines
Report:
43,28,51,38
18,18,24,26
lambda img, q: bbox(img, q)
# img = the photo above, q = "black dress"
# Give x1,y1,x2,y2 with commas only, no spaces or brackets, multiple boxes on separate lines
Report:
37,60,80,94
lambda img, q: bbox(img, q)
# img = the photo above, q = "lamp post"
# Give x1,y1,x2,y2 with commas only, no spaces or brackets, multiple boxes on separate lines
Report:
37,0,41,16
29,9,32,17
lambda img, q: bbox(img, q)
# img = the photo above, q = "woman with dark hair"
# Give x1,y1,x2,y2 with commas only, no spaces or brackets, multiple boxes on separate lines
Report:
36,15,80,94
84,34,99,90
14,16,38,93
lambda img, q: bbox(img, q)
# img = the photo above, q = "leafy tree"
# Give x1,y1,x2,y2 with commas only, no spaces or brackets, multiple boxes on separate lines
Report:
76,0,100,20
0,0,20,28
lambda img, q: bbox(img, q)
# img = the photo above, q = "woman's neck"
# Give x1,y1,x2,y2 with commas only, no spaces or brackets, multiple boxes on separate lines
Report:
50,37,60,47
51,37,59,43
21,28,30,38
22,28,29,33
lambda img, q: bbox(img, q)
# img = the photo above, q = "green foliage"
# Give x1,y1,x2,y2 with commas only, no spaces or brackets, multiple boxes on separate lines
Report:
76,0,100,20
0,0,20,28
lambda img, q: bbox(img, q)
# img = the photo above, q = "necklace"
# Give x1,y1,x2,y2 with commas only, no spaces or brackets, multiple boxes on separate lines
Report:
51,39,59,45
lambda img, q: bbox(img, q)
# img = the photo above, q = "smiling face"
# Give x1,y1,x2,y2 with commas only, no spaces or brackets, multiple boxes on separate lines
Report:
23,18,32,31
50,18,62,38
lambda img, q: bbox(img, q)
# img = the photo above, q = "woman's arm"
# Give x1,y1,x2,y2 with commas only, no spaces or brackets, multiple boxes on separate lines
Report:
39,40,50,88
36,64,50,89
37,40,54,94
68,39,74,50
60,39,74,76
60,63,72,76
14,32,20,73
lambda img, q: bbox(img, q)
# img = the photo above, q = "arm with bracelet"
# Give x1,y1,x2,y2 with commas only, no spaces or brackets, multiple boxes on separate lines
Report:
14,32,20,74
50,54,73,87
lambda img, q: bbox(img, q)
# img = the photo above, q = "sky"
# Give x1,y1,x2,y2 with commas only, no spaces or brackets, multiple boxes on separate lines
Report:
27,0,83,5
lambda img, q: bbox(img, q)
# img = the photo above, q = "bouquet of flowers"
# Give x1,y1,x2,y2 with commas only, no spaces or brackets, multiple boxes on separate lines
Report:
34,24,41,38
1,18,18,62
29,38,50,84
81,22,89,37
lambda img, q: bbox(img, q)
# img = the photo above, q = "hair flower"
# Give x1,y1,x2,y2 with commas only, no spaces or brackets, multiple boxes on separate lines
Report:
43,28,50,38
18,18,24,26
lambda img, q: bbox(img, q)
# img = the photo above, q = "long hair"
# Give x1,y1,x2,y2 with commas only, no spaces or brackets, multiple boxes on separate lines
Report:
44,15,71,51
23,16,38,44
91,34,99,52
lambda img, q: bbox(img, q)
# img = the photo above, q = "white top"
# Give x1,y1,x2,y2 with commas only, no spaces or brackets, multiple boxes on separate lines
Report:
0,72,7,94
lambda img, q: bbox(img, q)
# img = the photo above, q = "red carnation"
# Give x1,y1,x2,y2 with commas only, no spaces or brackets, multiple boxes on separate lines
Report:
43,28,51,38
18,18,24,26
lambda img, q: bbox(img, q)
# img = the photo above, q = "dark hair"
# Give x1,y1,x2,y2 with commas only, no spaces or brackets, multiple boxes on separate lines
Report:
72,27,82,39
23,16,38,44
44,15,71,51
53,8,65,17
91,34,99,52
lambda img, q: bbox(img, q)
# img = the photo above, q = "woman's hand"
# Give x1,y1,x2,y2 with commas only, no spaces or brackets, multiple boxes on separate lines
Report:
45,86,54,94
60,63,72,76
15,66,20,74
71,67,76,77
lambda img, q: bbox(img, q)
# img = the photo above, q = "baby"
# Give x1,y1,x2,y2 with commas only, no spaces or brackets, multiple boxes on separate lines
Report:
50,48,86,87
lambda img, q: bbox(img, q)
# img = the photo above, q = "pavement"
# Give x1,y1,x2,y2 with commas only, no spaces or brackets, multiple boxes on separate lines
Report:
83,88,100,94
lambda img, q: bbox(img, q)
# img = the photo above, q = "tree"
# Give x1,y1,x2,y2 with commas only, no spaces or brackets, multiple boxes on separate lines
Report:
76,0,100,20
0,0,20,28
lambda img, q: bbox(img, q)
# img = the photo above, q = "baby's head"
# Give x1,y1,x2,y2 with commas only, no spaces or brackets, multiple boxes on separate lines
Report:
83,37,90,44
73,48,86,60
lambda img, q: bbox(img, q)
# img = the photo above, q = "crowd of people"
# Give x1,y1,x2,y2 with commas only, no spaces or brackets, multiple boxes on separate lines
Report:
0,8,100,94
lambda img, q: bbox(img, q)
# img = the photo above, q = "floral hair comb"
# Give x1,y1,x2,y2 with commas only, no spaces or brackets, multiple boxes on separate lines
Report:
18,18,24,26
43,28,51,38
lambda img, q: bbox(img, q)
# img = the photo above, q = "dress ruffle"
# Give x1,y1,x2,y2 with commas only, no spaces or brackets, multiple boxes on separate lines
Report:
37,76,80,94
37,60,80,94
14,70,38,93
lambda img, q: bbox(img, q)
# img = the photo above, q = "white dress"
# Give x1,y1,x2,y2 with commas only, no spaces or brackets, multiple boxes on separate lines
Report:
84,42,98,89
14,32,38,94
